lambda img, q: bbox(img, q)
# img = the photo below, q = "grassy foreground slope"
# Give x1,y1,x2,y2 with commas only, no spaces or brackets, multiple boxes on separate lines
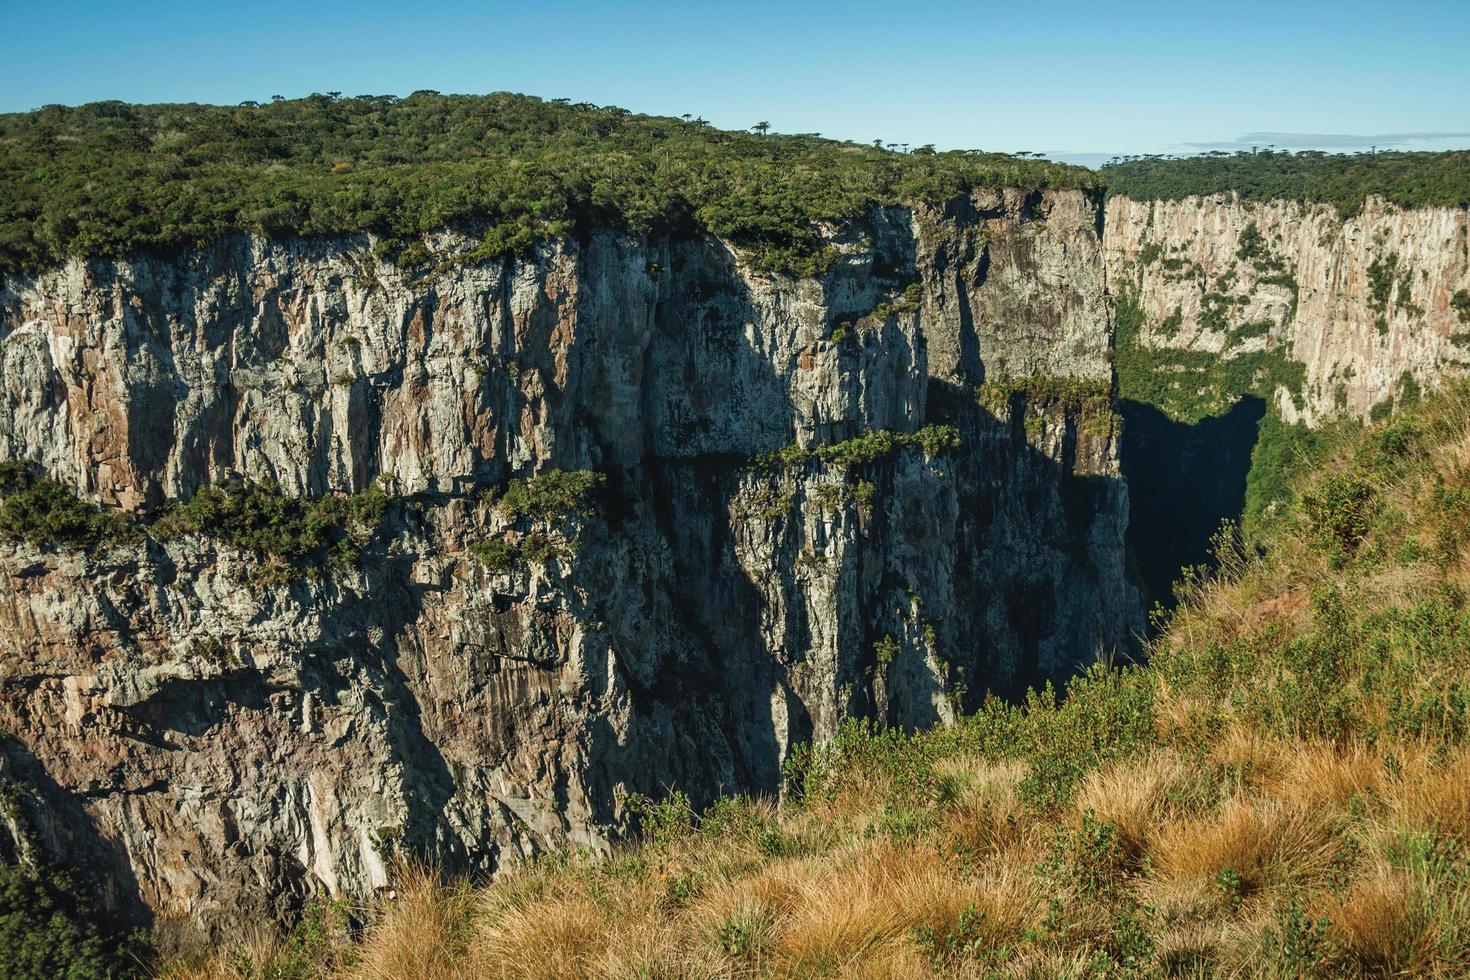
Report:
164,387,1470,977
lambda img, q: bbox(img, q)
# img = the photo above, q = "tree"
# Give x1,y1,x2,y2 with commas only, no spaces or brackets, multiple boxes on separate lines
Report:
753,121,770,136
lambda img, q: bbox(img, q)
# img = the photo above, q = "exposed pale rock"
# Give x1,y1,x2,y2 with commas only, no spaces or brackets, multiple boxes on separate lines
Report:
0,189,1136,946
1105,194,1470,422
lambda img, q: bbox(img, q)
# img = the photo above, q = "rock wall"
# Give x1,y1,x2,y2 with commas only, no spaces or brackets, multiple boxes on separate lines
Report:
0,187,1137,944
1104,194,1470,423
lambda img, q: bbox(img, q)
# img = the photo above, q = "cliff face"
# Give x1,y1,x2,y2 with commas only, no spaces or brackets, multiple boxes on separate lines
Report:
1104,194,1470,422
0,188,1136,943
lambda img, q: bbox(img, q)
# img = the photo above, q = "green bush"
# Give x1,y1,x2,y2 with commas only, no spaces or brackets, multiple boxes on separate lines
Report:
468,537,515,571
153,475,387,570
0,861,138,979
628,790,696,848
497,470,605,522
0,462,136,550
1302,472,1375,558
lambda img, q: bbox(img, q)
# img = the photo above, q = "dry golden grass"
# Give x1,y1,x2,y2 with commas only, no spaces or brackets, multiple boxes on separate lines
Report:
760,844,1038,975
1382,747,1470,841
165,744,1470,980
1319,863,1437,976
1263,740,1383,812
1151,796,1343,902
1073,750,1189,853
342,867,474,980
477,882,645,978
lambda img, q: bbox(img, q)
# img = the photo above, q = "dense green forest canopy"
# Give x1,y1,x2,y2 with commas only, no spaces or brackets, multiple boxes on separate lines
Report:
1102,148,1470,216
0,91,1095,278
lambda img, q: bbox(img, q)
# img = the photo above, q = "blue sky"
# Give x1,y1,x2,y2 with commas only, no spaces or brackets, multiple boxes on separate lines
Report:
4,0,1468,165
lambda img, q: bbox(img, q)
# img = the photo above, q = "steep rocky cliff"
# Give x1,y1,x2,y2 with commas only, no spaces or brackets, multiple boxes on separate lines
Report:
1101,193,1470,606
0,188,1136,944
1104,194,1470,423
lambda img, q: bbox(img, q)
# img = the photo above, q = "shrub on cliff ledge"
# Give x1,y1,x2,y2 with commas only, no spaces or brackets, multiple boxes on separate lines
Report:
495,470,606,523
0,461,136,550
751,424,961,470
153,475,388,572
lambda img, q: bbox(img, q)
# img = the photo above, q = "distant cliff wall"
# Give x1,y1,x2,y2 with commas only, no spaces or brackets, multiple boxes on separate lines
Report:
1105,194,1470,423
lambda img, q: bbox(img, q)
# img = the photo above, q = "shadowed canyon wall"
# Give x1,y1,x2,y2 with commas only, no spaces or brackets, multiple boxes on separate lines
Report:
0,188,1139,944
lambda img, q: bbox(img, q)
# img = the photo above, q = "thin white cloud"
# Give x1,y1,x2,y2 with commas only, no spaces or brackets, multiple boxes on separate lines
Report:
1179,131,1470,151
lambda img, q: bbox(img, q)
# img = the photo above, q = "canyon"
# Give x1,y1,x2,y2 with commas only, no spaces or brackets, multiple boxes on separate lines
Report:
0,188,1139,945
1,162,1468,945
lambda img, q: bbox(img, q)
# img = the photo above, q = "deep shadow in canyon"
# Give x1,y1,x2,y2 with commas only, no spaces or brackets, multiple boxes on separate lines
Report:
1120,396,1266,615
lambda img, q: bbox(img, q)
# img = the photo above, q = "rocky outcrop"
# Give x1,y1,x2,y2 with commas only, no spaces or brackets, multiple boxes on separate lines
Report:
0,187,1136,945
1104,194,1470,422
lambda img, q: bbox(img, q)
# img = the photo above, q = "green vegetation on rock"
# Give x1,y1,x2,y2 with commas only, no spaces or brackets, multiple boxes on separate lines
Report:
750,425,961,471
153,475,388,575
470,469,605,572
0,861,140,979
1113,293,1322,530
493,469,605,522
0,93,1097,279
1103,149,1470,216
0,461,137,550
1114,294,1304,425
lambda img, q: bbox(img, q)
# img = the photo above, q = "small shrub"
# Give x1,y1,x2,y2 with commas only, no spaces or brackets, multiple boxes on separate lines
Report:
628,790,695,847
1302,472,1375,559
469,537,515,571
1279,904,1332,973
0,461,136,550
1047,808,1128,899
497,470,605,522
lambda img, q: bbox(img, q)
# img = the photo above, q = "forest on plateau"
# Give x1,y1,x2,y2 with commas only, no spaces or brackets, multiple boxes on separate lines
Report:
0,91,1095,279
1102,148,1470,216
